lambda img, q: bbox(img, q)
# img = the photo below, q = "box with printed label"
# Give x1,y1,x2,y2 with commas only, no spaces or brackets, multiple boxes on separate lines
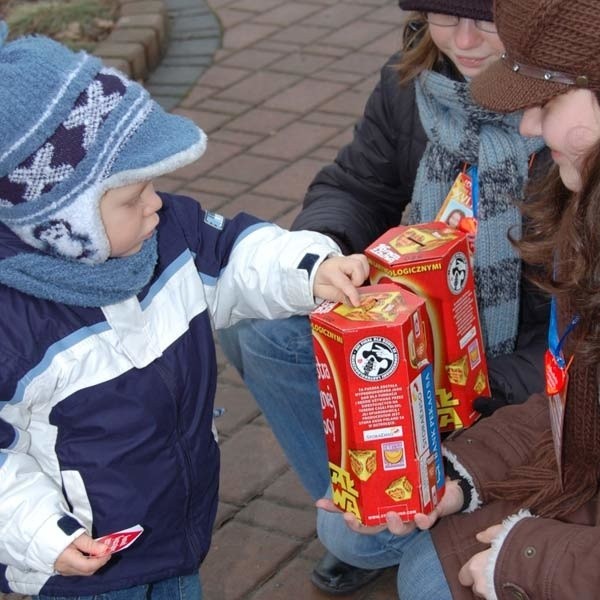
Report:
366,222,490,432
310,284,445,526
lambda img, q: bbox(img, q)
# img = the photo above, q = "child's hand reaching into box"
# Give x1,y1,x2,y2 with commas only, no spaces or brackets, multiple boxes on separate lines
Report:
314,254,369,307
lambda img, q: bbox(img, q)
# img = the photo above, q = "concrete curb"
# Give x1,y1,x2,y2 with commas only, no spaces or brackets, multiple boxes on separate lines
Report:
94,0,169,81
93,0,221,111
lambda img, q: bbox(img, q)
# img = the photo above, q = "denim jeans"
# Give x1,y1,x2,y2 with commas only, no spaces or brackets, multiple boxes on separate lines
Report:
34,573,202,600
218,316,330,500
317,509,452,600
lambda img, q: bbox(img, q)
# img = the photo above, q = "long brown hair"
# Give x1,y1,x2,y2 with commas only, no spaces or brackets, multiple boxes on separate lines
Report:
517,140,600,366
488,131,600,518
394,12,444,86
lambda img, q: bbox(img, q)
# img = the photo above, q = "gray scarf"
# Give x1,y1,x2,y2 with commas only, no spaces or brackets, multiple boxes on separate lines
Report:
0,227,158,307
409,70,545,358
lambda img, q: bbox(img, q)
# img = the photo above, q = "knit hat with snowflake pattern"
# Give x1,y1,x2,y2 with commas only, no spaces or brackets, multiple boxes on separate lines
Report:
0,22,206,264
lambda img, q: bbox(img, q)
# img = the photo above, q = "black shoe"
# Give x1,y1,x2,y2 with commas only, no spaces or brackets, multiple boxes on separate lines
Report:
310,551,384,595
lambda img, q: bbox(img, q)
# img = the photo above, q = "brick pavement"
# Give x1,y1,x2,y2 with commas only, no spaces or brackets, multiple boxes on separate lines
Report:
183,1,405,597
1,0,407,598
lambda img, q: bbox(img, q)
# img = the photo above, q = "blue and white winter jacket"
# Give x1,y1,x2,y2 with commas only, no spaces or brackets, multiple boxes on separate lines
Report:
0,193,339,596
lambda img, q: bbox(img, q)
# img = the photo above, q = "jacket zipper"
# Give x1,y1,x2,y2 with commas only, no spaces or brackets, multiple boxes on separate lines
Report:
154,360,201,557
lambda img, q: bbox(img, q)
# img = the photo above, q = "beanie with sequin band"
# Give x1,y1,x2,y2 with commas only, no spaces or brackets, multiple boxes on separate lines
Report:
0,22,206,265
398,0,493,22
471,0,600,112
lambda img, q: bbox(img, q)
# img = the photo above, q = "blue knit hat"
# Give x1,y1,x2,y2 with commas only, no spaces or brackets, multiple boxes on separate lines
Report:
0,22,207,264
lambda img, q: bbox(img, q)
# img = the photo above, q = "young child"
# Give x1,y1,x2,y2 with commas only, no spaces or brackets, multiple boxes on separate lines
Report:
0,24,368,599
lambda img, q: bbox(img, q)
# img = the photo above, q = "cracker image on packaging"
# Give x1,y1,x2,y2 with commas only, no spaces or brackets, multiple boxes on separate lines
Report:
385,476,413,502
446,355,469,386
349,449,377,481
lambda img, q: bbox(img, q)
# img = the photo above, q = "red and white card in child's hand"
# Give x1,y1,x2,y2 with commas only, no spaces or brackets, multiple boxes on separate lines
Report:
95,524,144,553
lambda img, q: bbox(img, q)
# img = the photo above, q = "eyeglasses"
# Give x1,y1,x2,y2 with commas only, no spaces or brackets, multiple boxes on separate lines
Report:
425,13,498,34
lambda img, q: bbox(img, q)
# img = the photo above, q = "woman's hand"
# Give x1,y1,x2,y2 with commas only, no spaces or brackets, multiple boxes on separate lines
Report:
458,524,503,599
316,479,465,536
316,497,396,535
54,532,112,576
411,478,465,530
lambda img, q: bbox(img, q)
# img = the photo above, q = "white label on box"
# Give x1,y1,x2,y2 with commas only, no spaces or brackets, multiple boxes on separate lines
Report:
419,454,431,507
410,376,428,457
369,243,402,264
313,300,337,314
363,425,403,441
459,325,477,350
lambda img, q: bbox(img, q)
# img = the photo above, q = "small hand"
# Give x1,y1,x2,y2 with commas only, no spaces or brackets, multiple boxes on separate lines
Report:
54,532,112,576
458,524,503,599
313,254,370,307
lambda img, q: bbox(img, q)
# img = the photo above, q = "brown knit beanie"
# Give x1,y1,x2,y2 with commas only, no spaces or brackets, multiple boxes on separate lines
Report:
398,0,493,21
471,0,600,112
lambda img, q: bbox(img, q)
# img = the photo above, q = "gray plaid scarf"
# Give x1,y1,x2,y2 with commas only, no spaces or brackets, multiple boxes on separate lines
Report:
409,70,545,358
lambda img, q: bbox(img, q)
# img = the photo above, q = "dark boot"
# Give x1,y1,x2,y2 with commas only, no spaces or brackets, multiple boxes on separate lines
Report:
310,550,384,595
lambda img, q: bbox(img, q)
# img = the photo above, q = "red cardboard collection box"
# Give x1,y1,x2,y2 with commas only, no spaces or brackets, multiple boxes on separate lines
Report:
366,222,490,432
310,284,445,525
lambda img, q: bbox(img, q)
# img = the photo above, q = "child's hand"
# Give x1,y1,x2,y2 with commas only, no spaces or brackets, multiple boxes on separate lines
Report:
54,532,112,576
313,254,369,306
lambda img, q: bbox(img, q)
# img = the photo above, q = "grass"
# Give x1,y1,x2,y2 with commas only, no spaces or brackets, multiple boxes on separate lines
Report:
3,0,118,51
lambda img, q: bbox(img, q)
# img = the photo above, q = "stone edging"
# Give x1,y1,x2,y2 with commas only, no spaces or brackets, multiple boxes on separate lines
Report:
93,0,169,82
93,0,221,110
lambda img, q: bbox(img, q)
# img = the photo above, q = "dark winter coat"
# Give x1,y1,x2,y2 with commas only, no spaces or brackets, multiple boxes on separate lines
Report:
433,393,600,600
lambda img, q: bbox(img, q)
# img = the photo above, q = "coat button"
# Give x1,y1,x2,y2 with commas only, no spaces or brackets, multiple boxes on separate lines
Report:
524,546,536,558
501,583,530,600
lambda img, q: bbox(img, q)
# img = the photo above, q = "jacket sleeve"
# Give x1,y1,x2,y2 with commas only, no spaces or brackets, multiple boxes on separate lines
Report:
491,514,600,600
0,377,86,574
443,393,550,501
291,53,426,254
208,221,341,329
485,278,550,405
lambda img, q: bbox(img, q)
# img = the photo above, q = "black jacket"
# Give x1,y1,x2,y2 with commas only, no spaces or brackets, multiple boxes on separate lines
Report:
292,53,550,407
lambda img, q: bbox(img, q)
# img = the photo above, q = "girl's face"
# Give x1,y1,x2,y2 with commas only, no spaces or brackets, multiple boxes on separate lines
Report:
520,89,600,192
428,18,505,79
100,181,163,257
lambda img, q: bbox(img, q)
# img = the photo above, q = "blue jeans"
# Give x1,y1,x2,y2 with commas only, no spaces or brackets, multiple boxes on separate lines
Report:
218,316,329,500
34,573,202,600
317,508,452,600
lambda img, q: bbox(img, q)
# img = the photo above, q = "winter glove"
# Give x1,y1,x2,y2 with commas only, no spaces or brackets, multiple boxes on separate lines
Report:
473,395,510,418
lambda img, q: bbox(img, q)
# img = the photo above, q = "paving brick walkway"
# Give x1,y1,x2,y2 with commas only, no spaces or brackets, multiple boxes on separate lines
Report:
1,0,406,598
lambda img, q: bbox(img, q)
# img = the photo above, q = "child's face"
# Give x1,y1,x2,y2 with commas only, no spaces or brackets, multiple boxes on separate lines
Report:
428,17,505,79
100,182,162,257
